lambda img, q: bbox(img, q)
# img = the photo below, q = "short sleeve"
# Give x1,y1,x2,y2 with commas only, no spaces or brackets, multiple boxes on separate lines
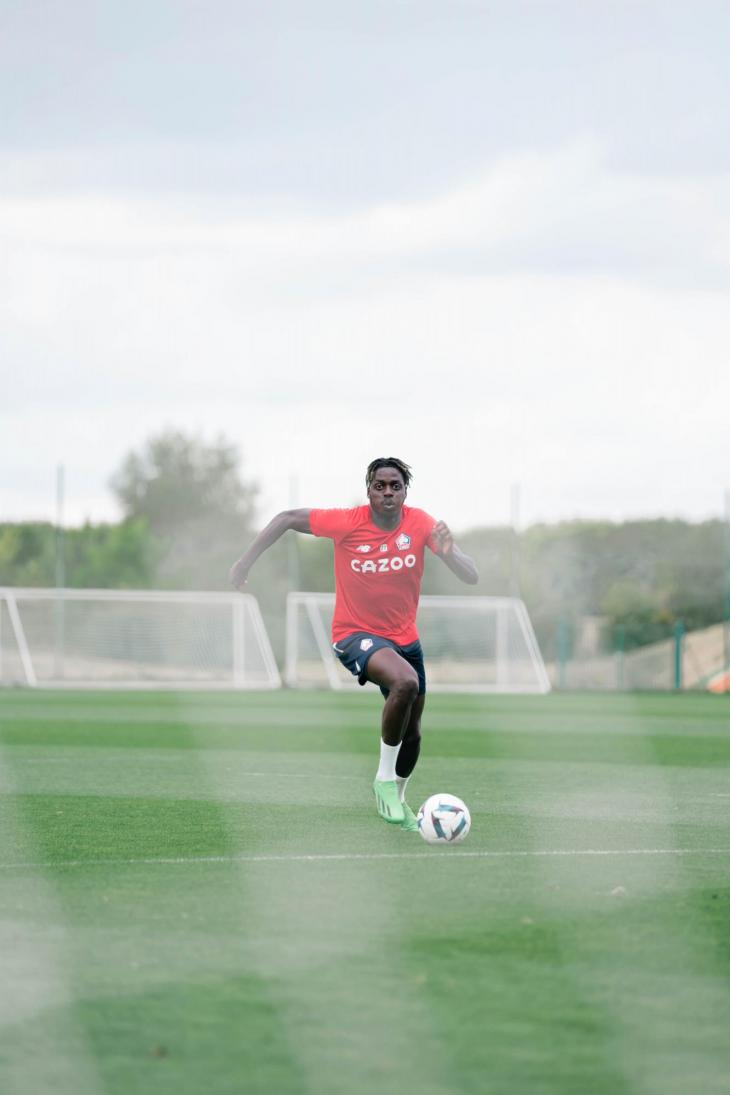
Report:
309,507,357,541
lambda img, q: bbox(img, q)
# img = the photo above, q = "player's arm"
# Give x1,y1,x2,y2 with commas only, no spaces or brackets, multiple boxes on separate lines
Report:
431,520,479,585
229,508,313,589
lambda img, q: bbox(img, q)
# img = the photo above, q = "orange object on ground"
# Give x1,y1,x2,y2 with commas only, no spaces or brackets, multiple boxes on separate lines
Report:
707,668,730,693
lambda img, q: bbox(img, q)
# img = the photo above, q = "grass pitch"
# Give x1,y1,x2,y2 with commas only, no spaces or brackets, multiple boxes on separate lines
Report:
1,689,729,1095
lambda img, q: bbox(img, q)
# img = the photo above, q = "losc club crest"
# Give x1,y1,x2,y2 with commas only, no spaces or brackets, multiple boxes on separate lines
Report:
360,638,374,651
395,534,411,550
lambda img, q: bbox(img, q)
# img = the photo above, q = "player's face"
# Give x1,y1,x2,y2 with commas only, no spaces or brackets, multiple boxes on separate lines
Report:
368,467,407,520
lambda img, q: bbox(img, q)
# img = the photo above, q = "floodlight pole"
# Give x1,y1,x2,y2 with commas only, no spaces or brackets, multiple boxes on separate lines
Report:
54,463,66,679
510,482,521,597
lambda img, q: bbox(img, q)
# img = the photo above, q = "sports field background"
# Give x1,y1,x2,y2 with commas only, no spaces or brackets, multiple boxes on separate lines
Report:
1,689,729,1095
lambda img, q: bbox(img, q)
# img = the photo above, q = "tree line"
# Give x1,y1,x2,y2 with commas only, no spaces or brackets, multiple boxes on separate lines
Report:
2,431,727,657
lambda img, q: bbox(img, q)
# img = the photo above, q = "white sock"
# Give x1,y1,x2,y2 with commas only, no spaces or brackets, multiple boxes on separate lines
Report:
375,741,401,782
395,775,409,803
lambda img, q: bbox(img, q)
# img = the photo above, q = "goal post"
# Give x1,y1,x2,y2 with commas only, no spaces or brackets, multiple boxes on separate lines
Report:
285,592,550,693
0,588,281,690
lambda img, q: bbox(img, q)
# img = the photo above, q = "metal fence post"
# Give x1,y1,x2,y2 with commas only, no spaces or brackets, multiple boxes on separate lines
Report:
673,619,685,690
556,616,571,690
614,624,625,691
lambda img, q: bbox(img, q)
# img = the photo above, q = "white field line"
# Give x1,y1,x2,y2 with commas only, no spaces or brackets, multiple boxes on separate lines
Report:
1,847,730,872
8,760,363,780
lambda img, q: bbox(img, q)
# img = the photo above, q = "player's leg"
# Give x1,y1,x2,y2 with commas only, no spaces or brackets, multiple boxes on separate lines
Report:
395,693,424,829
365,647,419,824
390,640,426,830
366,647,420,747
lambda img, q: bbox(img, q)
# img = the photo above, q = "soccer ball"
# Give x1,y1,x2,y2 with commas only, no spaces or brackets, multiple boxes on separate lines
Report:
417,793,471,844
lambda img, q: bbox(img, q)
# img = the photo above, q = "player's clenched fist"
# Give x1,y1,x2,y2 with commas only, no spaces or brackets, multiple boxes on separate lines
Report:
229,558,250,589
431,520,454,556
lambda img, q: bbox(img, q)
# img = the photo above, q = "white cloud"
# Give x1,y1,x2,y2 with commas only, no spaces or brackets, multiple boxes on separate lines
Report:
2,141,729,529
3,140,730,279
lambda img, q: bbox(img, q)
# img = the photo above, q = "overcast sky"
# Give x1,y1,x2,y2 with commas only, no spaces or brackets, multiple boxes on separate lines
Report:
2,0,729,532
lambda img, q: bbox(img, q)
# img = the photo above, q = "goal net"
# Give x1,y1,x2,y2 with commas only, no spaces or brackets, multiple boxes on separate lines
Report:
0,588,281,690
285,593,550,693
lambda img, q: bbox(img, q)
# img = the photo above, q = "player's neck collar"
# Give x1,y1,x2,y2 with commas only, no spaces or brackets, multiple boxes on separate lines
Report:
369,503,406,532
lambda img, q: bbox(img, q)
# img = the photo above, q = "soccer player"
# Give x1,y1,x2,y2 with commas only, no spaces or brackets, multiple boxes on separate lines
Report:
229,458,478,831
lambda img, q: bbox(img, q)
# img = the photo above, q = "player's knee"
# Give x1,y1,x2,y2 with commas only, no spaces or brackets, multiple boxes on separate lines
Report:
391,673,419,704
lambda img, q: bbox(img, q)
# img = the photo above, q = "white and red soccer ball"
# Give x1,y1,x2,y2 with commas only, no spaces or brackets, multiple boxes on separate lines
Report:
417,793,471,844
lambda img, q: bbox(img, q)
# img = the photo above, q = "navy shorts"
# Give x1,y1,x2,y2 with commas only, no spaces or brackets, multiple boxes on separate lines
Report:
332,632,426,697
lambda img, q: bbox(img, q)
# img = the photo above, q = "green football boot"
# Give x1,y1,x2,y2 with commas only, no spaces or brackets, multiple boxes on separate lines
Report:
373,779,405,824
400,802,420,832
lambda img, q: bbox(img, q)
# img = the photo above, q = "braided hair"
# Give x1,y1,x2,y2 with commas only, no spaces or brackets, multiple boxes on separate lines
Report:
365,457,413,491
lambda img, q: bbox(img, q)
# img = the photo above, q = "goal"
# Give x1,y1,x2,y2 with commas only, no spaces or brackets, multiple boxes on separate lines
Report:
0,588,281,690
285,593,550,693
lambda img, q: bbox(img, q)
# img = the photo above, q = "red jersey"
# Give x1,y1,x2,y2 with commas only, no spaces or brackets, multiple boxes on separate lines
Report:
308,504,438,645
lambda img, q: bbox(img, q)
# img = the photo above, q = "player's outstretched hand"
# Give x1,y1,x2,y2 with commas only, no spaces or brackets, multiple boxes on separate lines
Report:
229,558,250,590
432,520,454,556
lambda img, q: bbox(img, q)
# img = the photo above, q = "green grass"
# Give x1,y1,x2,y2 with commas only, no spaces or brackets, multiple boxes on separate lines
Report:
1,689,729,1095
